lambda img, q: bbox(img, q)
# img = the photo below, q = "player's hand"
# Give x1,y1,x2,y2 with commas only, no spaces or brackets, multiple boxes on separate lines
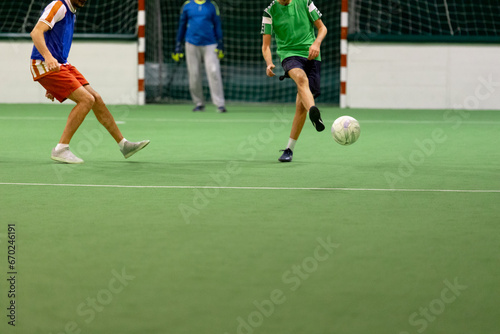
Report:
172,42,184,62
172,52,184,62
45,91,55,101
215,48,224,59
266,64,275,77
308,42,320,60
215,40,224,59
45,55,60,72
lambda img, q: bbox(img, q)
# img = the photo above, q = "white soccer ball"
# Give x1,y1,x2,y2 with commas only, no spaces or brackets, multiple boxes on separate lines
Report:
331,116,361,145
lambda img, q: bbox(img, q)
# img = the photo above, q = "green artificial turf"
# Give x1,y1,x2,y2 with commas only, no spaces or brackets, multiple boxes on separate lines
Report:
0,104,499,334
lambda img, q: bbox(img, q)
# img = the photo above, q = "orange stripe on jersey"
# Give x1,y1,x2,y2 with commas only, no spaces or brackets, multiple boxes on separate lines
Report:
45,1,63,24
32,59,41,78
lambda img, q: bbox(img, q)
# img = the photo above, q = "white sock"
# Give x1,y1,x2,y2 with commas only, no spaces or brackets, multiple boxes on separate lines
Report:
287,138,297,151
55,143,69,151
119,138,127,149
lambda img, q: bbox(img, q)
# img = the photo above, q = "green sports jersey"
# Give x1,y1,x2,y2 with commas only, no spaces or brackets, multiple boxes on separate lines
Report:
261,0,322,61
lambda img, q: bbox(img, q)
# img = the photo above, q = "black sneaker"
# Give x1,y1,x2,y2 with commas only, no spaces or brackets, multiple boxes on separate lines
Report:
217,106,227,113
193,105,205,112
278,148,293,162
309,106,325,132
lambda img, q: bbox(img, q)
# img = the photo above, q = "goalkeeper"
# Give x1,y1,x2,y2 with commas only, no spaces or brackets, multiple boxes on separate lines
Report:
261,0,327,162
172,0,227,113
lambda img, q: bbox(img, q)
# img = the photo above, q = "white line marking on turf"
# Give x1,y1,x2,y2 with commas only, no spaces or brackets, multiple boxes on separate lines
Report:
0,182,499,193
0,116,280,123
1,116,500,125
0,116,68,121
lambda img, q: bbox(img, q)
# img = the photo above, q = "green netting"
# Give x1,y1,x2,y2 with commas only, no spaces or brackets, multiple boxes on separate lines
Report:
145,0,340,104
0,0,136,35
349,0,500,38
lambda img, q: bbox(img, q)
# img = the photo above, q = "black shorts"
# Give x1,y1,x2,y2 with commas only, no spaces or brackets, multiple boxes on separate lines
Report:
281,56,321,98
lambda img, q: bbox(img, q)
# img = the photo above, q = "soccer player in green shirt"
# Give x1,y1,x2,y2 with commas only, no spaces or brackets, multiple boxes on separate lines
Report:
261,0,327,162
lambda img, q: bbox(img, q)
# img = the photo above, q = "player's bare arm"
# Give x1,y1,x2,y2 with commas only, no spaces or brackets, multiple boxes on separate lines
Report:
262,34,275,77
308,19,327,60
30,22,59,72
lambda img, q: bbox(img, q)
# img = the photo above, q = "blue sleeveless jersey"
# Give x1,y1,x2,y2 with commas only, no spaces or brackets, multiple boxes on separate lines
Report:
31,0,76,64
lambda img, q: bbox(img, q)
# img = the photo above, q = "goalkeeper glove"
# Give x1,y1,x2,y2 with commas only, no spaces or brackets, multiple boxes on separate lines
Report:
172,42,184,62
215,40,224,60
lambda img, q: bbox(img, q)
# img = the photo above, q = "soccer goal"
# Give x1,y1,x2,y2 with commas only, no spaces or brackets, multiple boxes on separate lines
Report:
145,0,342,105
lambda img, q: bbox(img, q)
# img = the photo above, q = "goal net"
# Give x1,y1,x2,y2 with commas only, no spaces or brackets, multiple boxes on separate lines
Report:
0,0,137,37
145,0,340,104
349,0,500,39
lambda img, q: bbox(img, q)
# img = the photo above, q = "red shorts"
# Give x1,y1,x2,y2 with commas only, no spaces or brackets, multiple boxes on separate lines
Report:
35,64,89,103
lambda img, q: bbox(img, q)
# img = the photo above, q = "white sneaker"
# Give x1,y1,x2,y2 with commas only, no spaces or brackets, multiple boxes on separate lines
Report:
120,140,150,159
51,147,84,164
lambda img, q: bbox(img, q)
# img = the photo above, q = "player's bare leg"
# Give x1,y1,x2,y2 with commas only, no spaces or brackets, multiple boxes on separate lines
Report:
288,68,324,132
279,93,308,162
278,94,308,162
83,85,150,158
290,93,308,140
288,68,314,110
278,68,324,162
51,86,94,163
60,86,95,144
84,85,123,143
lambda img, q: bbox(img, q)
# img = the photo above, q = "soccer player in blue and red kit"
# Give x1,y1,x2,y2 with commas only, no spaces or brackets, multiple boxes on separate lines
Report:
172,0,227,113
30,0,150,164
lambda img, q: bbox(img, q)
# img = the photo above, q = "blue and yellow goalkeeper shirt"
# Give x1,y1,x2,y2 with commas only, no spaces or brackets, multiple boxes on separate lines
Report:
176,0,223,46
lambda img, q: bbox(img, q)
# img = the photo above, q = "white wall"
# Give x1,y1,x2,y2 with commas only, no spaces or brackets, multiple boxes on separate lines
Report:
0,40,138,104
347,43,500,110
